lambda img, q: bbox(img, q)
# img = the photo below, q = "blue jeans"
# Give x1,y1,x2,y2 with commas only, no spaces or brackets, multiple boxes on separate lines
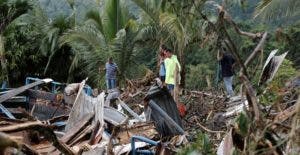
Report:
223,76,234,96
167,84,174,93
106,79,116,89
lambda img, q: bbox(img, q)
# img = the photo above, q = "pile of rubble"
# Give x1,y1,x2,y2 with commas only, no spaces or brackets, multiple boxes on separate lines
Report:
0,68,299,155
0,78,187,155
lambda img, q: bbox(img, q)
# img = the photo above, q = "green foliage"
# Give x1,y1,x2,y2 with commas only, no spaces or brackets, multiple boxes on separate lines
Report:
178,133,214,155
0,0,32,33
271,59,297,86
236,112,249,136
186,64,214,90
259,59,297,105
254,0,300,24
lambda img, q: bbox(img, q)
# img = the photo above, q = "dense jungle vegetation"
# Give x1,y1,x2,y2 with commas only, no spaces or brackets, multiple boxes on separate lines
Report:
0,0,299,90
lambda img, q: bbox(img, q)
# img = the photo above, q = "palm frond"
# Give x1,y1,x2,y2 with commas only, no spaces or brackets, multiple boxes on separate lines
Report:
131,0,161,23
111,20,139,78
85,9,104,34
102,0,124,41
254,0,300,21
60,24,107,51
159,12,188,50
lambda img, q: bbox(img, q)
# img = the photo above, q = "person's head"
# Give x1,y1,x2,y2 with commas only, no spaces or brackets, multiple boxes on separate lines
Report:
108,57,113,64
165,48,173,58
160,44,167,55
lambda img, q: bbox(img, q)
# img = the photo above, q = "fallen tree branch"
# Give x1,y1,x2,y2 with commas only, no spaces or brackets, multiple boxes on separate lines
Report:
231,22,262,39
244,32,268,67
218,10,249,77
273,104,296,123
240,74,260,123
196,121,226,133
189,91,223,99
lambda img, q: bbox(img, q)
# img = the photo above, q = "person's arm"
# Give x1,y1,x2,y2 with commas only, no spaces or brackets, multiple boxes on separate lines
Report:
217,50,222,61
99,65,105,73
176,59,181,72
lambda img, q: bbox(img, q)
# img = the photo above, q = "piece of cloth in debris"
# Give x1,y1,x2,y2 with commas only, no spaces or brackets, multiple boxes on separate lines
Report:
144,86,183,136
65,82,105,131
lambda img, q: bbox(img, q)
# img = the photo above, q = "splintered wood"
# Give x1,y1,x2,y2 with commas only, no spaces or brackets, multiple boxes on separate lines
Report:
116,122,158,144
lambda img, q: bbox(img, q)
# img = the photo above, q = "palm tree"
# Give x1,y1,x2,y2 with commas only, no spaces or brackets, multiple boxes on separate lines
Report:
254,0,300,22
60,0,138,86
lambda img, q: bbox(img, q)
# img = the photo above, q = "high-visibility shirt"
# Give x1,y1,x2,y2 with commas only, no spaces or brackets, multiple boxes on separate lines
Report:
165,55,181,85
171,55,181,72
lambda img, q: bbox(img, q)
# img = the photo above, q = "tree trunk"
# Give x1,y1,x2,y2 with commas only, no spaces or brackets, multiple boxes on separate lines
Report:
179,49,185,90
0,34,9,86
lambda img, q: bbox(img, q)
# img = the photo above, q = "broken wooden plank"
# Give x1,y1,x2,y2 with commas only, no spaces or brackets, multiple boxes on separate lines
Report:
118,98,143,121
69,124,94,146
89,121,100,145
61,113,94,144
0,121,43,132
0,78,53,103
116,122,158,144
48,115,69,124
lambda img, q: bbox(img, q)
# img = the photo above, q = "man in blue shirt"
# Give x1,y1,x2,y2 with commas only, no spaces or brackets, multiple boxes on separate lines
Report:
104,57,118,90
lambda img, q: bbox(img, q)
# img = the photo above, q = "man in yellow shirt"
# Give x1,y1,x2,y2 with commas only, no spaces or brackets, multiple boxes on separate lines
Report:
164,48,181,95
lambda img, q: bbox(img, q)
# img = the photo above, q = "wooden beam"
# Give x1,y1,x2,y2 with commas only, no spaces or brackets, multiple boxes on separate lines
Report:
60,113,94,144
0,78,53,103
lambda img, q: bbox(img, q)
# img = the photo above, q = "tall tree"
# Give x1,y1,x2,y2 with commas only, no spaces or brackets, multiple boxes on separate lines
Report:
60,0,138,86
0,0,31,85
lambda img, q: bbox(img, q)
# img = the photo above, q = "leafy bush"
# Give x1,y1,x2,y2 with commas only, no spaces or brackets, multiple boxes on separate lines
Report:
186,64,214,90
260,59,297,105
178,133,214,155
